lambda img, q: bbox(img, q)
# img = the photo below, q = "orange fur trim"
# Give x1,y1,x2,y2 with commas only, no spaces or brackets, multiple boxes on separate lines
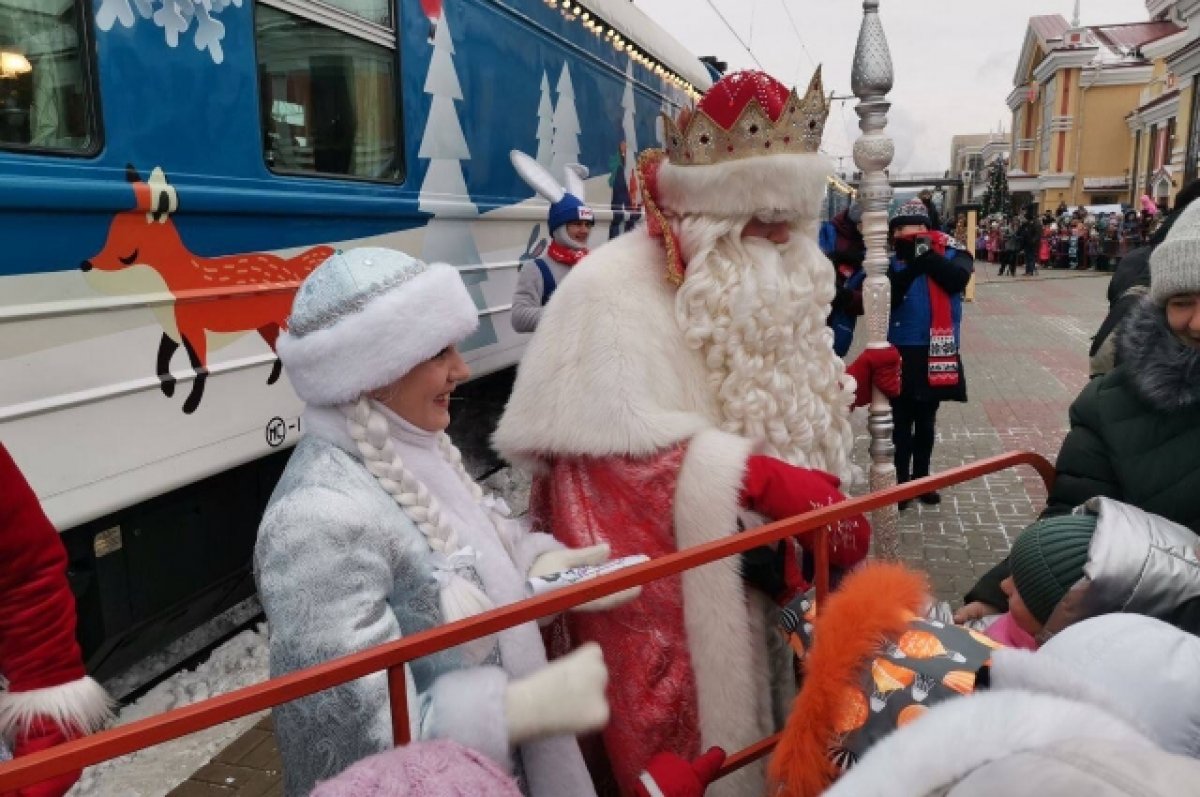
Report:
767,564,930,797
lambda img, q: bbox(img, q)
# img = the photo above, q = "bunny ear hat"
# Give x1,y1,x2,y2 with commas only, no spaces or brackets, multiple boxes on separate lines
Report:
510,150,594,233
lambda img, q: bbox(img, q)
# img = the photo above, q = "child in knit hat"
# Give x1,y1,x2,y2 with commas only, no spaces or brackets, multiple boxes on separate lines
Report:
995,498,1200,647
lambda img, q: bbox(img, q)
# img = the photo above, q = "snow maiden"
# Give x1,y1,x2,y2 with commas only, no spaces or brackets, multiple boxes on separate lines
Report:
256,248,636,796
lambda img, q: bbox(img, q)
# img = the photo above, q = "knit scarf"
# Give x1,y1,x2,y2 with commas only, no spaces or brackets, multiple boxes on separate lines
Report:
548,240,588,266
927,279,959,387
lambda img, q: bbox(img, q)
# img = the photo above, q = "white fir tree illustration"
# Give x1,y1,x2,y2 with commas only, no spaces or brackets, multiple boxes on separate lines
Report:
535,72,554,168
417,8,495,348
655,98,671,147
549,63,581,183
621,61,640,206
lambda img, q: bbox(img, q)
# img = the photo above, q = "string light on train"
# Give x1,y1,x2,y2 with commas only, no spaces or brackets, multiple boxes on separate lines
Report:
542,0,701,99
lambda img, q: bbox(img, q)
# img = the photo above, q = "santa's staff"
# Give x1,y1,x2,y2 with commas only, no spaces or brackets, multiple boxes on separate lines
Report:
851,0,900,559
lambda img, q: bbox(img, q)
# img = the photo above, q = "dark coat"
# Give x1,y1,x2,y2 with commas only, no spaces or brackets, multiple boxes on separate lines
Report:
967,300,1200,610
1088,212,1178,373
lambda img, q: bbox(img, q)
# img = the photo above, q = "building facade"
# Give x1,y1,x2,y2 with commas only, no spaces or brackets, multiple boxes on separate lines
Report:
947,132,1010,210
1007,13,1180,211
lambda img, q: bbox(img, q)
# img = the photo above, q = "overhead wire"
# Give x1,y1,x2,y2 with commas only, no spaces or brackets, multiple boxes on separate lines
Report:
775,0,816,74
702,0,764,69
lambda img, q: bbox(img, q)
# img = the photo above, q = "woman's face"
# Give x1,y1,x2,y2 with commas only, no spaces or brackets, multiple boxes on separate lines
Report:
376,345,471,432
1000,576,1043,636
1166,293,1200,349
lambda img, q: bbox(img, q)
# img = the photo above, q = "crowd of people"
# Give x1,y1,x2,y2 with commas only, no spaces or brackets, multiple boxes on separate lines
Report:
3,68,1200,797
975,198,1171,275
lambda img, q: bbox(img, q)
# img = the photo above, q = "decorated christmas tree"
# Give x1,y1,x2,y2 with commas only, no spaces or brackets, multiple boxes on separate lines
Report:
981,157,1012,218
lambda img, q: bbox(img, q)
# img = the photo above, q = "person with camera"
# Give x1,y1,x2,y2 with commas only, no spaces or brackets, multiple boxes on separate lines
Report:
887,199,974,509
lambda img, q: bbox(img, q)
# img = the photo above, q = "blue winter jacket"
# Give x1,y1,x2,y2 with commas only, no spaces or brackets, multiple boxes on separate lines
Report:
887,246,973,348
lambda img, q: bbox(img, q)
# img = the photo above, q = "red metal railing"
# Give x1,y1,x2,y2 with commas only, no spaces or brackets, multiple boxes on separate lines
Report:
0,450,1054,793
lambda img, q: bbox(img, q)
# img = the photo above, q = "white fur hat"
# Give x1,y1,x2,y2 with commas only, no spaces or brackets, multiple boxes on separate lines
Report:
277,248,478,406
653,70,831,220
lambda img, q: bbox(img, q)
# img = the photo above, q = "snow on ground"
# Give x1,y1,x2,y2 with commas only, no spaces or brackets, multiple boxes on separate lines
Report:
69,625,269,797
104,597,264,701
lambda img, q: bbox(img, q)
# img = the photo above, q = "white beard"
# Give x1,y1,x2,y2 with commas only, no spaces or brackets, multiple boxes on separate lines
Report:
674,215,857,483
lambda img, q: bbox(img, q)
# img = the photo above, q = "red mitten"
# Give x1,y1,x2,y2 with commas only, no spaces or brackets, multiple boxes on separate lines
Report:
845,345,902,408
635,746,726,797
11,720,81,797
740,455,870,569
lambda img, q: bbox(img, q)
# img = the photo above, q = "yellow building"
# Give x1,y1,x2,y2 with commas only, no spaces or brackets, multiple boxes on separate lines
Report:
1126,0,1200,209
1007,13,1181,210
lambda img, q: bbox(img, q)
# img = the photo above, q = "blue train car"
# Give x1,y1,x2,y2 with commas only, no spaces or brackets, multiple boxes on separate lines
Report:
0,0,711,680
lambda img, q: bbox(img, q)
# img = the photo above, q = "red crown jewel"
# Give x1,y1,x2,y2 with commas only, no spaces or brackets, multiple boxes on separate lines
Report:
663,68,829,166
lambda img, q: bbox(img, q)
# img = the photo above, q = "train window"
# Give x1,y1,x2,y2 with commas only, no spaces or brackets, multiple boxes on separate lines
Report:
319,0,392,27
0,0,98,153
255,4,400,181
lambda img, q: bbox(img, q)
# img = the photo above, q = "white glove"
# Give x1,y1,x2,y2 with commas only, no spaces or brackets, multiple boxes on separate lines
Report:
528,543,642,611
504,642,609,746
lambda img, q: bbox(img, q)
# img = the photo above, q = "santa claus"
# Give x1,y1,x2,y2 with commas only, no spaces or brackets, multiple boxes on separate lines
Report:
493,69,899,796
1,444,112,797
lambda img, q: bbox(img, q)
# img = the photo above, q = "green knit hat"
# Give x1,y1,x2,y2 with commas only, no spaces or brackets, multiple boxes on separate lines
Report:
1008,514,1097,624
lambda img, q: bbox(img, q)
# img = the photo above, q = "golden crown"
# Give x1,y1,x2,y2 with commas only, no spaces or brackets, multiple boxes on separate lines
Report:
662,68,830,167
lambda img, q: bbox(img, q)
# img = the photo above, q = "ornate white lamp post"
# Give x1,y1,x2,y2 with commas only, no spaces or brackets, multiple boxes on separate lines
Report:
851,0,899,560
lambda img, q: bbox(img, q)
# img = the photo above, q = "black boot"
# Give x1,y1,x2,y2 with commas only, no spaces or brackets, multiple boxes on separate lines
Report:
918,491,942,505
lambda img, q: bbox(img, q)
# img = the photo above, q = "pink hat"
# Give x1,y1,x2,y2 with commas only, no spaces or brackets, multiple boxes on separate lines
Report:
310,740,521,797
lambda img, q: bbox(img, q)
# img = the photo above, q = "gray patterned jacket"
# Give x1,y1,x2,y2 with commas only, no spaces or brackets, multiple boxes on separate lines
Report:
254,436,595,797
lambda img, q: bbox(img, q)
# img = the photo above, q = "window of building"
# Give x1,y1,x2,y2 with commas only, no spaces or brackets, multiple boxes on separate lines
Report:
1040,77,1055,172
1131,129,1142,205
1187,89,1200,184
1149,123,1160,173
255,2,400,181
0,0,98,153
1165,117,1176,166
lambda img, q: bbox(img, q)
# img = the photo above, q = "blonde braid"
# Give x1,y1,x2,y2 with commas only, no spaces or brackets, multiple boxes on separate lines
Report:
436,433,485,502
343,397,496,624
343,397,460,554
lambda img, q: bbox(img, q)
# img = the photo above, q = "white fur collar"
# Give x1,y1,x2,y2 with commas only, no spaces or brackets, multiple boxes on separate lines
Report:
494,228,720,467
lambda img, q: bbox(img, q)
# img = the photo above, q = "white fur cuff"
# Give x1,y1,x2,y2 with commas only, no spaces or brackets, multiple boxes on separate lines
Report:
0,676,114,738
277,264,479,407
656,153,832,219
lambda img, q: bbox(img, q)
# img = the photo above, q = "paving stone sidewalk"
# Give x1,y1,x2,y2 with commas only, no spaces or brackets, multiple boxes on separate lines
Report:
849,266,1112,602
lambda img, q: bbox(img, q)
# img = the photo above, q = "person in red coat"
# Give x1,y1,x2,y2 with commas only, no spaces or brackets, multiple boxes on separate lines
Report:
1,444,112,797
495,68,899,797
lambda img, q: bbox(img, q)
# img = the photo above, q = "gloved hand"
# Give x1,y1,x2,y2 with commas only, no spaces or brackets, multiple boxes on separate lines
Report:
845,344,902,407
529,544,642,611
504,642,609,746
740,538,807,606
11,721,81,797
740,456,871,569
635,746,727,797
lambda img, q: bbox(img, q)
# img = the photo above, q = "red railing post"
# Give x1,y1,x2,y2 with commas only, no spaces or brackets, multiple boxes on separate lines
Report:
388,665,411,746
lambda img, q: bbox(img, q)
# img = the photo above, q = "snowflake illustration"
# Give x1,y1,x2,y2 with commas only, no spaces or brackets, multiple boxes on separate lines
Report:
95,0,242,65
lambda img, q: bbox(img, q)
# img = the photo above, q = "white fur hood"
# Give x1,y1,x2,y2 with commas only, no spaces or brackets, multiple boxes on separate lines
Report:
494,227,721,468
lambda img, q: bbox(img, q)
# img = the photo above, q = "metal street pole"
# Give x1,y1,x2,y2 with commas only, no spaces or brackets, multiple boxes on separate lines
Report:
851,0,899,560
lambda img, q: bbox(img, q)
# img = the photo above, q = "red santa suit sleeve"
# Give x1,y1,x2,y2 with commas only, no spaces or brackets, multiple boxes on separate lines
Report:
0,444,112,797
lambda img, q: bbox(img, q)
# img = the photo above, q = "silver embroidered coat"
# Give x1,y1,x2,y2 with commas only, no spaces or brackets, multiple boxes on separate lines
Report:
254,435,596,797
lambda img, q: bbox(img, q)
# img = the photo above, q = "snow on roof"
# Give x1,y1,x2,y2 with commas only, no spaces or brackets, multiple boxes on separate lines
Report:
587,0,714,91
